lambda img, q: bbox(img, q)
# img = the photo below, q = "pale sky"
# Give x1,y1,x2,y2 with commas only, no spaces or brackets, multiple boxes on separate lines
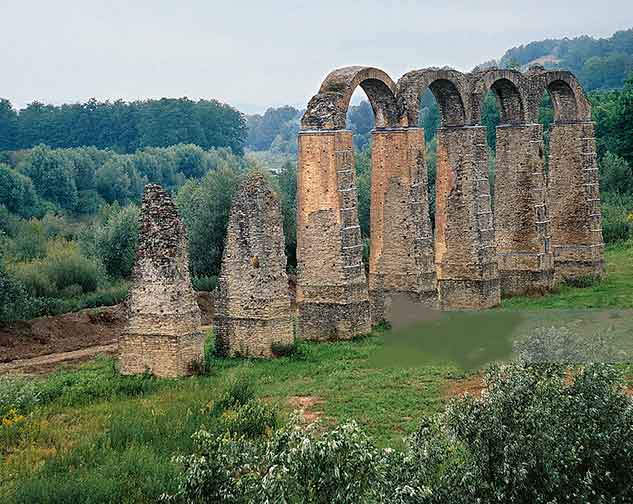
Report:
1,0,631,113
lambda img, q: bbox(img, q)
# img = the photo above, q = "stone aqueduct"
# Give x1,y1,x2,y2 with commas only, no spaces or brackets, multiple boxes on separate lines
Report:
297,65,604,340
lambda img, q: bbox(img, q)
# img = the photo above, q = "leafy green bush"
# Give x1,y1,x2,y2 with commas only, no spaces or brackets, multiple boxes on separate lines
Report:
171,363,633,503
0,255,33,322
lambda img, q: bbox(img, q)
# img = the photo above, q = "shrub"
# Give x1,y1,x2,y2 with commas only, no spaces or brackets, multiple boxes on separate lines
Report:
0,256,33,321
44,240,105,293
220,400,277,439
211,377,257,415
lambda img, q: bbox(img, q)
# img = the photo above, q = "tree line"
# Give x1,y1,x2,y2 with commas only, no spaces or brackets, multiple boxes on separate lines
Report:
0,97,247,155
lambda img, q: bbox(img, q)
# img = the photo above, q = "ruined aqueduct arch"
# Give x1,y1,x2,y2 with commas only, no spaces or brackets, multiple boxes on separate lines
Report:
297,65,604,340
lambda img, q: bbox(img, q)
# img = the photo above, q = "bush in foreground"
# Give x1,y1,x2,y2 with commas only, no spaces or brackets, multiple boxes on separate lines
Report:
170,363,633,503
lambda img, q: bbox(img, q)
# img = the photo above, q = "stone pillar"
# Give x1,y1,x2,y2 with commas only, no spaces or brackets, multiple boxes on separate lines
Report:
214,172,293,358
548,121,604,281
369,127,436,324
119,184,203,378
296,129,371,340
494,124,554,295
435,126,500,309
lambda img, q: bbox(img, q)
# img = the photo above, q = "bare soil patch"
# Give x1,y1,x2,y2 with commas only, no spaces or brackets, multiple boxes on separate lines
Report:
288,395,325,423
443,375,485,399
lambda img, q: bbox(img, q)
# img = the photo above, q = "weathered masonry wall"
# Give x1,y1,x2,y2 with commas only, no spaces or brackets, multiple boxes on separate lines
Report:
369,128,436,323
494,124,554,295
434,126,500,309
119,184,203,377
548,122,604,280
214,172,293,358
297,130,371,340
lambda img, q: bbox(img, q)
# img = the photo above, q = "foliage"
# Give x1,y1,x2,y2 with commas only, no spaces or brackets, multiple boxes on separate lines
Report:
0,97,246,155
499,29,633,91
93,204,140,278
191,275,218,292
176,165,244,277
601,193,633,244
247,106,300,151
0,164,39,217
0,255,32,322
275,161,297,270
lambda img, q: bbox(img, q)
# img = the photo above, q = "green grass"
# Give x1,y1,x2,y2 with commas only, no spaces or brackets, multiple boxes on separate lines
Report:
1,242,632,503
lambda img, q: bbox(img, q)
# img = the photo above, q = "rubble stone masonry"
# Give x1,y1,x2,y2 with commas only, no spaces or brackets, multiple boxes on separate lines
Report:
548,122,604,281
214,172,293,357
434,126,500,309
119,184,203,378
369,127,436,324
297,130,371,340
494,124,554,295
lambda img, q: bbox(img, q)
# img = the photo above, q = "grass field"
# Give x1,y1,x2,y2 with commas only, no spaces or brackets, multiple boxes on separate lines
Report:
1,242,632,503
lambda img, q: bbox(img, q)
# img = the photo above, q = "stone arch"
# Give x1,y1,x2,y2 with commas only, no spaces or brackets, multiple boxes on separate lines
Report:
528,68,592,123
396,68,469,127
468,69,529,125
301,66,399,130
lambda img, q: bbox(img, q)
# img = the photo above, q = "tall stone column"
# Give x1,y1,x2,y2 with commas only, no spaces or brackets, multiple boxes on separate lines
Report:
119,184,203,378
214,172,293,358
369,127,436,324
297,129,370,340
435,126,500,309
548,121,604,281
494,124,554,295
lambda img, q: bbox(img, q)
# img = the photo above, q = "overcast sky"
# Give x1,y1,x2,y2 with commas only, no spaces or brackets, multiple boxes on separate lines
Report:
1,0,631,113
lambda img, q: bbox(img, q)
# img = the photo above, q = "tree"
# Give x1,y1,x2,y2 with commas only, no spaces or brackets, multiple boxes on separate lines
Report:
0,99,18,150
600,152,633,194
176,165,244,277
96,156,144,205
0,164,39,217
17,145,78,211
275,161,297,270
95,204,140,278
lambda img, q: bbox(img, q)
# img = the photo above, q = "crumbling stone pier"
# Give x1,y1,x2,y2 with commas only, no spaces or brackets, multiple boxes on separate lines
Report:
119,184,203,378
214,172,293,357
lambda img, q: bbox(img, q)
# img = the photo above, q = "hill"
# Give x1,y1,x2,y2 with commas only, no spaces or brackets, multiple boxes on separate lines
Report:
498,29,633,90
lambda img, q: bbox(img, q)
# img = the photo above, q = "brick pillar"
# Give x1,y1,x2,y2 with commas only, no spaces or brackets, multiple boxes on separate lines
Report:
369,127,436,324
214,172,293,358
494,124,554,295
548,122,604,281
435,126,500,309
120,184,203,378
296,130,370,340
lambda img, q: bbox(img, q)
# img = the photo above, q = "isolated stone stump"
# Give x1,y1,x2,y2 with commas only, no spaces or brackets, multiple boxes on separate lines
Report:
119,184,203,378
548,121,604,281
434,126,500,309
214,172,293,357
494,124,554,295
296,130,371,340
369,127,437,324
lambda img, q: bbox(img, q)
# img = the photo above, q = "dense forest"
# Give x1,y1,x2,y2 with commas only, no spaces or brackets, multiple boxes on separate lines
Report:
0,97,246,154
499,28,633,90
2,29,633,323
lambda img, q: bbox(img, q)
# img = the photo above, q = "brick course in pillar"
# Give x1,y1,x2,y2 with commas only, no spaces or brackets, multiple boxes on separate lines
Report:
369,127,436,323
494,124,554,295
214,172,293,357
434,126,500,309
119,184,203,378
548,122,604,281
297,130,371,340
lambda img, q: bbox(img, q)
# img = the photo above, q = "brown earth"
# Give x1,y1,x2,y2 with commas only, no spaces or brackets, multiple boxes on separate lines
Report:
0,292,217,367
443,375,485,399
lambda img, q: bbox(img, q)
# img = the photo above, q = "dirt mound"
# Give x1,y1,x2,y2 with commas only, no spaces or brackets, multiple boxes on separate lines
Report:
0,292,220,365
0,304,126,363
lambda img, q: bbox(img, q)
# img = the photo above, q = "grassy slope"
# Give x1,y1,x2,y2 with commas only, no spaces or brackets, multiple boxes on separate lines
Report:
1,242,632,502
